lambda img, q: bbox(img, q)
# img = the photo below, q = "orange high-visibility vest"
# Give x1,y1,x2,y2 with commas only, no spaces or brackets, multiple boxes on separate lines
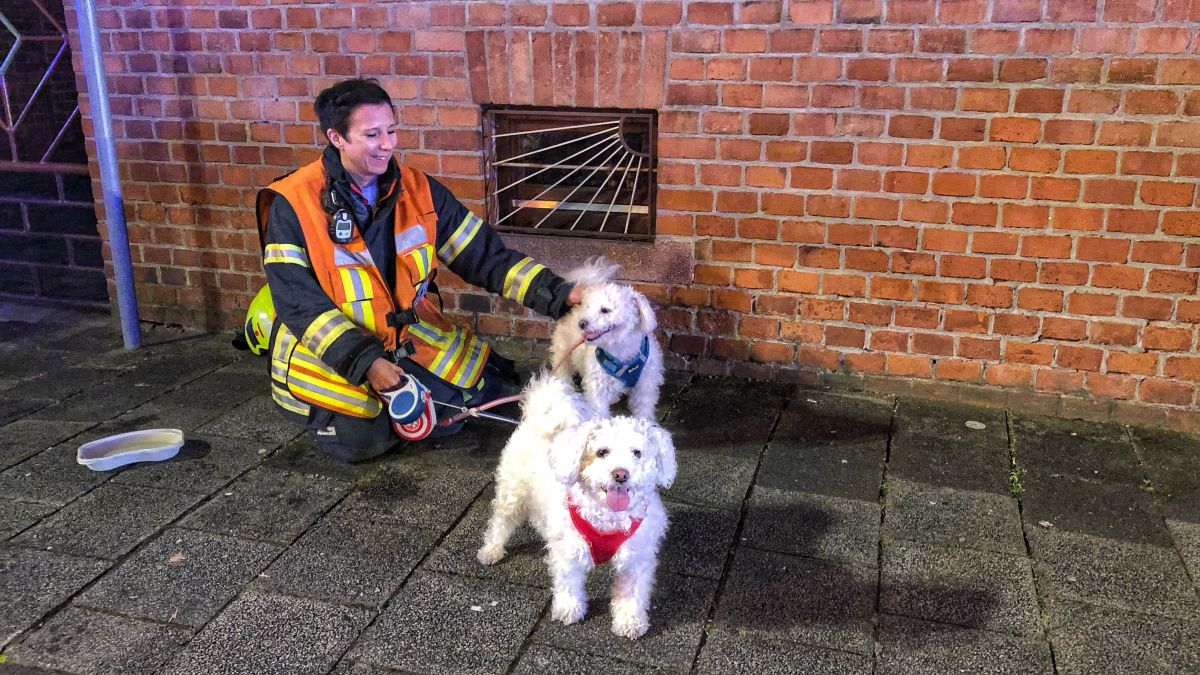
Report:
262,159,491,419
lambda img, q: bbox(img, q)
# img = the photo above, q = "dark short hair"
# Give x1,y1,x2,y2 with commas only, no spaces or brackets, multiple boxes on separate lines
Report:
314,78,393,137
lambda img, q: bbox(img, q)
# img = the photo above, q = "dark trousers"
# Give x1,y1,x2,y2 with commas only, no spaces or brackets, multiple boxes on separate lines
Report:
302,352,521,463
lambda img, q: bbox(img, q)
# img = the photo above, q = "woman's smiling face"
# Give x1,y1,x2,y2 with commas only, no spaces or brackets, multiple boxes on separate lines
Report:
327,101,396,186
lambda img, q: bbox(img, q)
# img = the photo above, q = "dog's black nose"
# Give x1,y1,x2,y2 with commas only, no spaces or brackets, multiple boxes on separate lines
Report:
612,469,628,484
578,319,589,330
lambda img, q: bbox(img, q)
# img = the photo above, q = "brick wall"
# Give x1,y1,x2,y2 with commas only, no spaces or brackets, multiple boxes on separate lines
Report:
66,1,1200,430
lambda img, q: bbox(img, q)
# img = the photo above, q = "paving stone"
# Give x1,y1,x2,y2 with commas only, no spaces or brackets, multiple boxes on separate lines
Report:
0,348,77,381
1129,425,1200,473
422,490,554,588
0,500,56,541
1168,519,1200,590
532,571,716,670
1141,465,1200,522
894,396,1007,440
104,370,266,433
883,478,1025,555
742,486,880,567
333,463,491,531
27,369,179,423
661,378,786,458
1026,527,1200,621
512,644,668,675
666,450,756,510
710,547,875,655
14,483,200,559
880,540,1041,637
774,388,894,446
0,436,113,506
399,419,510,472
263,434,377,483
757,437,885,502
350,571,547,674
180,467,352,545
0,547,109,649
193,393,302,447
0,419,91,471
695,627,869,675
661,407,778,459
1019,472,1171,546
6,606,191,674
1012,415,1141,484
112,433,268,494
254,514,438,607
1,366,125,404
876,613,1053,675
77,527,280,628
1046,597,1200,675
0,397,53,426
158,592,370,675
888,429,1012,495
39,323,125,354
660,500,740,579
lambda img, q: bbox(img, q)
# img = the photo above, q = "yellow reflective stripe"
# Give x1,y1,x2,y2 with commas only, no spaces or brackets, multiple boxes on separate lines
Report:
407,244,433,281
429,327,466,378
451,334,489,388
408,320,448,348
502,257,545,304
271,383,310,416
438,211,482,265
301,309,356,359
264,244,309,267
287,350,381,417
337,268,372,302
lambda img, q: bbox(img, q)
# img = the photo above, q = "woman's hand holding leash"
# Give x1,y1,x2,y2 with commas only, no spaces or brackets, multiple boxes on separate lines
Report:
366,357,405,392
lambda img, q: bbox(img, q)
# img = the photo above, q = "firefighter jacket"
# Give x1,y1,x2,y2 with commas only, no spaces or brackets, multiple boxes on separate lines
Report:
259,145,574,420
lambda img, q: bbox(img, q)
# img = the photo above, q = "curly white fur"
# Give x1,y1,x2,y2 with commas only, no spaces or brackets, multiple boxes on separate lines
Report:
477,373,676,639
549,258,664,420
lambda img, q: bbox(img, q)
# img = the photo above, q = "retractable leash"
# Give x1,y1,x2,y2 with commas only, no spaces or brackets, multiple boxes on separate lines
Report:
381,331,598,438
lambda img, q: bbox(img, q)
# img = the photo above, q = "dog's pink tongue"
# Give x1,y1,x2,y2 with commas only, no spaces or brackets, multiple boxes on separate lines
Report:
606,485,630,511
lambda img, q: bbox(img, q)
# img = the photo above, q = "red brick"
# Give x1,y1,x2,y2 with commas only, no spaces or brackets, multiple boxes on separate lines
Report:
1141,181,1196,207
1018,288,1064,312
887,354,933,378
1005,342,1054,366
1057,345,1104,371
999,58,1047,82
1077,237,1130,263
1083,179,1137,205
1131,241,1184,265
989,118,1040,143
1032,178,1081,203
1165,356,1200,381
1139,379,1194,406
1043,317,1088,341
1014,89,1064,113
1145,326,1194,351
1148,269,1199,294
1091,265,1144,290
1068,292,1119,317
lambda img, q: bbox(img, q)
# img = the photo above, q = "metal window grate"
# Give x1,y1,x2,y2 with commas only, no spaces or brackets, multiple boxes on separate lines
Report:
483,106,657,241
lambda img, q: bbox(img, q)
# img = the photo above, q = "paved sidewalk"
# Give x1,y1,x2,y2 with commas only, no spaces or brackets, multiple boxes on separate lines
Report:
1,304,1198,674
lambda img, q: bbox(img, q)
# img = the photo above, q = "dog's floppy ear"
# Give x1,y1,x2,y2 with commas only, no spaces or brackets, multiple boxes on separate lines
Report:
643,421,676,489
548,420,593,485
631,290,657,334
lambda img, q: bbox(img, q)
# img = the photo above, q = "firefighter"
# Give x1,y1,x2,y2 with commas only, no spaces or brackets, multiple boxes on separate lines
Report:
256,78,580,462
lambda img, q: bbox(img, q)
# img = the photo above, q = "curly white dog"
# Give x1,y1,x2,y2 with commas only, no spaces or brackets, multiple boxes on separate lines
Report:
477,374,676,639
549,258,664,420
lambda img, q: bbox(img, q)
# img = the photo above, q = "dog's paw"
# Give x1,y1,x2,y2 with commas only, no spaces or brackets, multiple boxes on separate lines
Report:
550,594,587,625
476,544,506,566
610,611,649,640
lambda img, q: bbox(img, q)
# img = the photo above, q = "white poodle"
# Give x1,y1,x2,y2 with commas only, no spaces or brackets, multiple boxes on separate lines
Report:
549,258,664,420
477,373,676,639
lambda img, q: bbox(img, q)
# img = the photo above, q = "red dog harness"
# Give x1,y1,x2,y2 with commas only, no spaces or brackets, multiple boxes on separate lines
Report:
567,502,643,565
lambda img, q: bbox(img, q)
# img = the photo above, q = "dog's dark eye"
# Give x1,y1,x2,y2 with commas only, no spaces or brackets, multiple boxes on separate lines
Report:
600,307,611,314
632,450,642,459
596,447,610,458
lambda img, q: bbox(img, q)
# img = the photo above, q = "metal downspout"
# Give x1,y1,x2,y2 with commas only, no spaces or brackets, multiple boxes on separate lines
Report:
74,0,140,348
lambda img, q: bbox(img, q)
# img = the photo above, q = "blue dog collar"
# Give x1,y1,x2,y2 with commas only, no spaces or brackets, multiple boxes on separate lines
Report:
595,336,649,388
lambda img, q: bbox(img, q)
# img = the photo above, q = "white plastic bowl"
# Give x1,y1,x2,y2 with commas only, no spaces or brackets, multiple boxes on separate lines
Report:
76,429,185,472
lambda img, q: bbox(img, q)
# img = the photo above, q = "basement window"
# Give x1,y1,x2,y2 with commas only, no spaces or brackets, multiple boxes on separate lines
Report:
482,106,657,241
